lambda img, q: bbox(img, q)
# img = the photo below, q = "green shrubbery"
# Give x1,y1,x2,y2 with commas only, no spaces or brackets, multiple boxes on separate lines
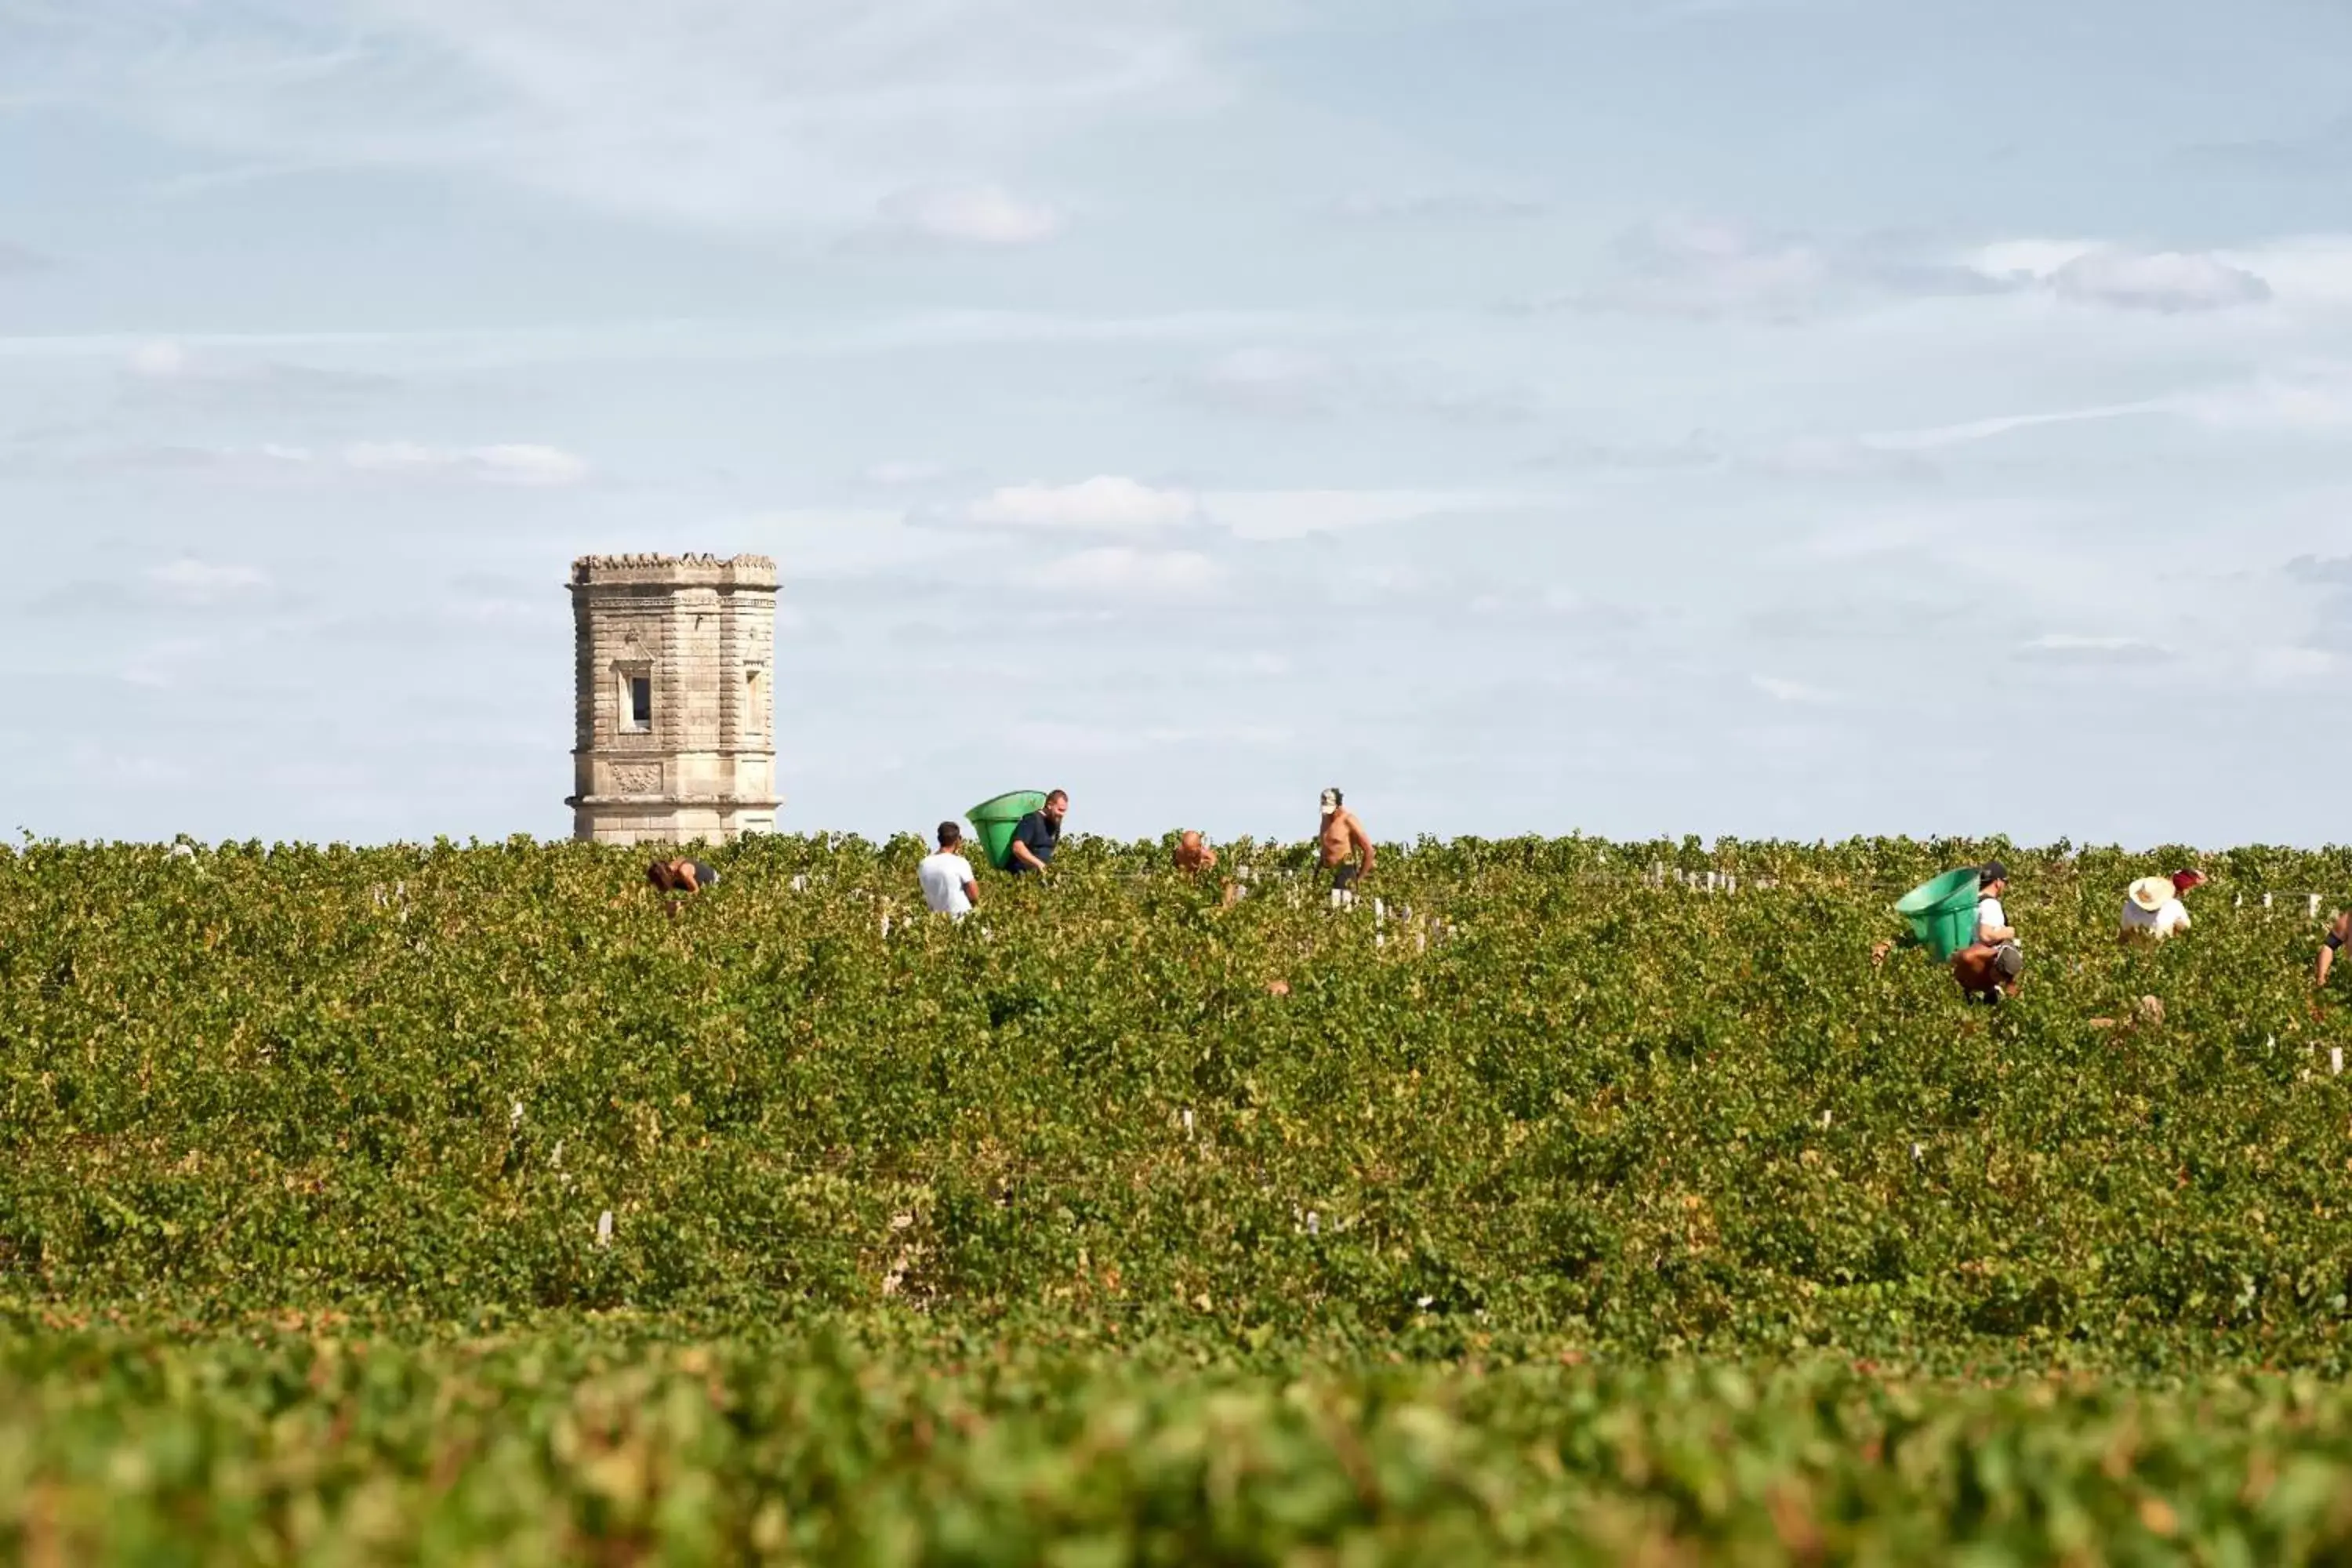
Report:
10,1324,2352,1564
5,832,2352,1559
4,833,2347,1354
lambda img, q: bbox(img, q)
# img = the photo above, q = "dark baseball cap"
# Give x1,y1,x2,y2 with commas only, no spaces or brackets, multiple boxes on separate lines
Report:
1979,860,2009,884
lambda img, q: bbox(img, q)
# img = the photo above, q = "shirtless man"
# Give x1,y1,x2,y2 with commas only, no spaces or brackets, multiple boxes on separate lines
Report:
646,855,719,920
1316,787,1374,894
1173,830,1218,875
647,856,719,895
2317,909,2352,987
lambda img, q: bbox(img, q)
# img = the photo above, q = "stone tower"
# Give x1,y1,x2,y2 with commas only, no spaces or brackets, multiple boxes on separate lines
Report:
566,553,779,845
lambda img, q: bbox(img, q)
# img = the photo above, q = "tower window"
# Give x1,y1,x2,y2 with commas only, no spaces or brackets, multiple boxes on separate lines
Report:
623,673,653,731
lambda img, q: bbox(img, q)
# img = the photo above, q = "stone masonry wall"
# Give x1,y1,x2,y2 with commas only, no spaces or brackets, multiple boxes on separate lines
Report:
567,554,779,846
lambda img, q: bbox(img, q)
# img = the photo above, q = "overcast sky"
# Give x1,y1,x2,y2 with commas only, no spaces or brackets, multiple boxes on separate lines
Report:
5,0,2352,848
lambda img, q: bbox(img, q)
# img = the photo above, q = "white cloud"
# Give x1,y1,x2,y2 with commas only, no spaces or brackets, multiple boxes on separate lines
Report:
1751,674,1838,705
1579,227,2280,322
1851,369,2352,455
1035,546,1223,599
117,636,217,689
1007,719,1290,754
1326,191,1544,223
1588,216,1840,320
870,183,1062,246
7,1,1211,230
1755,436,1936,481
1571,216,2004,321
1965,239,2100,278
342,442,588,485
2211,238,2352,308
2047,249,2271,313
80,443,317,481
2176,372,2352,432
0,308,1315,365
82,440,590,486
969,476,1196,531
127,340,190,379
2251,646,2336,683
1863,401,2169,452
114,341,397,403
2020,633,2169,662
1181,347,1340,416
1966,241,2272,313
1175,347,1537,426
148,559,270,604
862,459,948,487
1202,489,1516,540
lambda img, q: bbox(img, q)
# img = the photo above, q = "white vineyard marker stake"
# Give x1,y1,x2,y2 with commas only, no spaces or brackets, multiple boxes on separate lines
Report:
596,1210,614,1247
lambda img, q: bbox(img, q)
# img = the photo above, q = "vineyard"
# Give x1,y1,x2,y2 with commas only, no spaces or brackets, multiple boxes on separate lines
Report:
6,831,2352,1560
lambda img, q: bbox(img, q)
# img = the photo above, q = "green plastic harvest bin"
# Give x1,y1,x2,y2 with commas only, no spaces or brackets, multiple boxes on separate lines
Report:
1894,868,1982,962
967,790,1048,872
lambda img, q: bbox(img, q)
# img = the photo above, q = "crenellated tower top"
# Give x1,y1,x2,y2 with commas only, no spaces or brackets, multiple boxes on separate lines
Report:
569,554,777,588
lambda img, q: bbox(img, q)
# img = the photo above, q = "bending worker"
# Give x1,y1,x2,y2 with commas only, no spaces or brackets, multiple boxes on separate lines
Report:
646,855,720,920
2121,869,2205,941
1951,860,2023,1002
647,857,719,895
1174,830,1218,875
1007,789,1068,877
2318,909,2352,987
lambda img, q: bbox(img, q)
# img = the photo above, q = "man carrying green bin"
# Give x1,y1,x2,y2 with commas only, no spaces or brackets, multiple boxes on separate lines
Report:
1953,861,2023,1003
964,788,1069,875
1886,860,2023,1002
1006,789,1069,877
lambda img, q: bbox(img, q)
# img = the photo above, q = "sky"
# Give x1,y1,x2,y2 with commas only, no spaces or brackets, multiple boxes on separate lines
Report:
5,0,2352,848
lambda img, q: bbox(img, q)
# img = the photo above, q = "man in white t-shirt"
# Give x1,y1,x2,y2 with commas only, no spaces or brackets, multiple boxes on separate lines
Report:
2121,870,2205,941
916,821,981,919
1952,860,2024,1002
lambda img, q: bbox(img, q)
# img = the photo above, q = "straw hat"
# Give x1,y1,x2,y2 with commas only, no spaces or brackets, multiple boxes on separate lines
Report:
2127,876,2176,913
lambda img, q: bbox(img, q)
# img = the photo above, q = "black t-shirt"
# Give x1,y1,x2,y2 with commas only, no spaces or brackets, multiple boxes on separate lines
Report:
1008,811,1058,873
